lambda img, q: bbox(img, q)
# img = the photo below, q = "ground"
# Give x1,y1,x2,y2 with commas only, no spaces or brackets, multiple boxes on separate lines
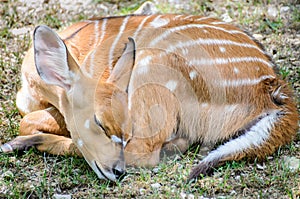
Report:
0,0,299,198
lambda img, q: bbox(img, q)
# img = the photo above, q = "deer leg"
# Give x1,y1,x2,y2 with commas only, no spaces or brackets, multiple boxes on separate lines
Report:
124,137,163,167
1,107,81,156
19,106,69,137
161,136,190,157
124,135,189,166
124,85,180,167
0,134,81,156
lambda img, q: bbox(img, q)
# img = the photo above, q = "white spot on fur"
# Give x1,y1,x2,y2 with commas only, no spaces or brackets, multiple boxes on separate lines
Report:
165,80,178,92
233,67,239,74
189,70,197,80
137,56,152,74
219,46,226,53
200,103,208,108
85,119,90,129
77,139,84,147
150,16,170,28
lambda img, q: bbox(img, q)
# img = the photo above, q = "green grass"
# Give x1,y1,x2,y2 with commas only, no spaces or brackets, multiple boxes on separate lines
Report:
0,0,299,198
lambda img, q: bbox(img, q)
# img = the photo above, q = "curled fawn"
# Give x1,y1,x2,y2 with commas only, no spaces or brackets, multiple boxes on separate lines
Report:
1,14,298,181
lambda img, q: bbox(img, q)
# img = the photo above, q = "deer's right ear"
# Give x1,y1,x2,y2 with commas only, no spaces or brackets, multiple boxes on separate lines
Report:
107,37,136,92
33,25,80,91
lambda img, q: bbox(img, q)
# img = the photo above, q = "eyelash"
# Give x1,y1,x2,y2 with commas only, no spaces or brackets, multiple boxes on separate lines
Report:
94,115,106,132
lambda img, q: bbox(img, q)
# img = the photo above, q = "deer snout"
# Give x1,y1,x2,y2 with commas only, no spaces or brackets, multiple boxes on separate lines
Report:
94,160,126,181
112,167,126,181
112,153,126,181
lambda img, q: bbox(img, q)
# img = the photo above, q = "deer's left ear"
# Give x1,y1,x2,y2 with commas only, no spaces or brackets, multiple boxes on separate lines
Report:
107,37,136,92
34,25,80,91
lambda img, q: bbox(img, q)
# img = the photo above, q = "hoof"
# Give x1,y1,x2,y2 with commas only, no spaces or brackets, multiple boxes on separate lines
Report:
188,161,216,181
0,143,13,153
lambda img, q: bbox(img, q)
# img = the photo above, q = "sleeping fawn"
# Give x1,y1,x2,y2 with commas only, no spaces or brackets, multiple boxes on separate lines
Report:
1,14,298,181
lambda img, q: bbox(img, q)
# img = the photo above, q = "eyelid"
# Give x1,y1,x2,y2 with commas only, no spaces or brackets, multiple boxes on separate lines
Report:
94,114,107,134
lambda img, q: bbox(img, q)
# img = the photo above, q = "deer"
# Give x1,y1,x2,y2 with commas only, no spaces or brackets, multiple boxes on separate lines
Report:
1,14,298,182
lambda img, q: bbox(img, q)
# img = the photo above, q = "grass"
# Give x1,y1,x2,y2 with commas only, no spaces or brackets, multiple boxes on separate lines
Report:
0,0,299,198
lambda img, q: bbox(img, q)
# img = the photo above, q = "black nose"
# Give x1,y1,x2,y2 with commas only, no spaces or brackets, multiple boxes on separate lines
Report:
112,168,126,181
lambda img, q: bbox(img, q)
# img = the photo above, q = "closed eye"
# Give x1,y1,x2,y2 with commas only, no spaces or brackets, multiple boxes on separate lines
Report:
94,114,107,133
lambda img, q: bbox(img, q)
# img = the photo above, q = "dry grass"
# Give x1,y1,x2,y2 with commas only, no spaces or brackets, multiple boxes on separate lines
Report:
0,0,299,198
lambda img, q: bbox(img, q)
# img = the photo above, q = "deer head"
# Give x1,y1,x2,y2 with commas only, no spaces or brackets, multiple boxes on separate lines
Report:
33,25,135,181
94,37,136,147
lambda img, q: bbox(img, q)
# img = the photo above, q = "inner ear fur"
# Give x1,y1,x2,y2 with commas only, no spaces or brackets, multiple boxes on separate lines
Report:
33,25,80,90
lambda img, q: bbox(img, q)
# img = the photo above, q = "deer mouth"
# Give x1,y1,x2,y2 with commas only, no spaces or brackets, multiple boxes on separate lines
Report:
94,161,126,181
94,161,111,180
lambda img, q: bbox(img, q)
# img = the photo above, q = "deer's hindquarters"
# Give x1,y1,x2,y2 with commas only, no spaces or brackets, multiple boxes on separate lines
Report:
188,82,298,180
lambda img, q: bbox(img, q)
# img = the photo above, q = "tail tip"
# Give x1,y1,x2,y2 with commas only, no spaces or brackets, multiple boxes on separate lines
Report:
187,161,214,181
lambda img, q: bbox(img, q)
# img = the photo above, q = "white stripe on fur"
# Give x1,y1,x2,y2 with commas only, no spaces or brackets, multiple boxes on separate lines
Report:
203,110,278,163
150,24,248,46
108,16,130,71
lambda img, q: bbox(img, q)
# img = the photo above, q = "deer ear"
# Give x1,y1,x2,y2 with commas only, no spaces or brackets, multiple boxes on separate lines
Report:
107,37,136,92
33,25,80,91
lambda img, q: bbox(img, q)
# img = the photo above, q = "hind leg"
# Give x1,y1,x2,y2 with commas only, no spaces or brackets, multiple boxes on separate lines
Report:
188,108,298,180
161,136,190,157
123,85,181,167
1,107,81,156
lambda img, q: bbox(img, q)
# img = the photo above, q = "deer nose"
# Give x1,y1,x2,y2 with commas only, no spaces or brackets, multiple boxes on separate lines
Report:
112,168,126,181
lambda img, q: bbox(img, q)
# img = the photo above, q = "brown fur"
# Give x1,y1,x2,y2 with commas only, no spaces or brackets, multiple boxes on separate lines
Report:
1,14,298,181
